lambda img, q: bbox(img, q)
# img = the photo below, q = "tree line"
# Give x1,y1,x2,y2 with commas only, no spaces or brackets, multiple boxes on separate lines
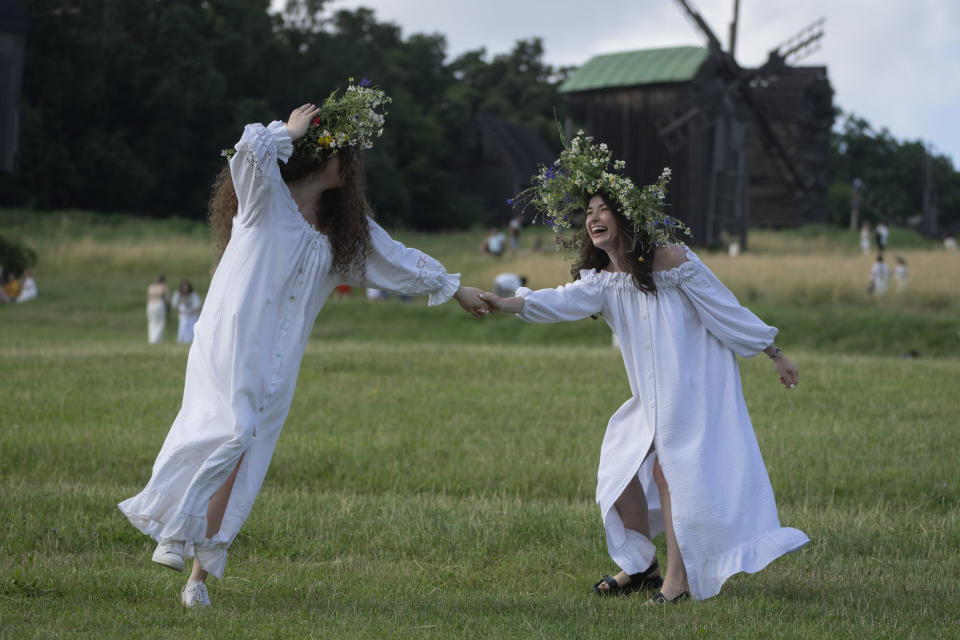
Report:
0,0,566,229
2,0,957,233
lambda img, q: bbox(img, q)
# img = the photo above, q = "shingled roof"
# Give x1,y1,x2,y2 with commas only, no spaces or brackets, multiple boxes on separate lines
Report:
560,46,708,94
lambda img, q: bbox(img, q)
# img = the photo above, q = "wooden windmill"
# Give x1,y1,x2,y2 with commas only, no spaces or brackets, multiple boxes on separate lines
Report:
560,0,834,247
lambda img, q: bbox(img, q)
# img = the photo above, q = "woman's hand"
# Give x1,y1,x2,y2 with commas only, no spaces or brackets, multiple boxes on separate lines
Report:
478,292,524,315
453,286,491,318
774,354,799,389
284,103,321,142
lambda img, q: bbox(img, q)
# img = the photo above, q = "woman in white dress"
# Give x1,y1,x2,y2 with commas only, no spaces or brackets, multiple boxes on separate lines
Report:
145,274,170,343
483,132,806,603
869,254,891,296
170,280,202,343
119,84,488,608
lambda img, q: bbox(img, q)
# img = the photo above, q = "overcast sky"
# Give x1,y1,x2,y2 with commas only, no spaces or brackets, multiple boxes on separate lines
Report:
279,0,960,166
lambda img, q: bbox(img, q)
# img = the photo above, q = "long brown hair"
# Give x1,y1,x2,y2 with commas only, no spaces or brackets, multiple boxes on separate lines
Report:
208,147,372,276
571,192,657,294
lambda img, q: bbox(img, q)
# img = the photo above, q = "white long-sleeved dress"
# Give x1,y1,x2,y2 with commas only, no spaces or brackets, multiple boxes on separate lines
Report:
170,291,202,343
515,250,808,600
118,121,461,578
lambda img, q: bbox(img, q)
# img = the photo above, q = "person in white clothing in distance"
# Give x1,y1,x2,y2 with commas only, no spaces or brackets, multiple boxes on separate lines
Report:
119,83,488,608
482,132,805,604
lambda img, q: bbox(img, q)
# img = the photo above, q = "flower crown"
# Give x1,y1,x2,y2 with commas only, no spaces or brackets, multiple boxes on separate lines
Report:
510,130,690,253
222,77,390,162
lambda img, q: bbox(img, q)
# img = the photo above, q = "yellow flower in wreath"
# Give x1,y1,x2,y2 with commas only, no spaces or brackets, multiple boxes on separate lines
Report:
317,134,335,148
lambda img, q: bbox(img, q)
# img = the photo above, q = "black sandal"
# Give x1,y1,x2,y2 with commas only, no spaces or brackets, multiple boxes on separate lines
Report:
646,590,690,605
591,559,664,596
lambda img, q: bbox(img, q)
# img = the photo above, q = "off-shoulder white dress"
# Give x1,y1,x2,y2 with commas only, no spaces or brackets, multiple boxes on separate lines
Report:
516,250,807,600
119,121,461,578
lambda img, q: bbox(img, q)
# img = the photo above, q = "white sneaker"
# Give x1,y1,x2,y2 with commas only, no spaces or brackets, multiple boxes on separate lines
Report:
181,580,211,608
151,539,185,572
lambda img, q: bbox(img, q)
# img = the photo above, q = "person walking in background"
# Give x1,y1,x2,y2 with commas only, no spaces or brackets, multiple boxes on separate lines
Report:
508,215,522,251
894,257,909,293
484,132,806,604
171,280,202,343
869,254,891,296
875,222,889,253
118,85,489,609
859,222,871,255
146,274,171,344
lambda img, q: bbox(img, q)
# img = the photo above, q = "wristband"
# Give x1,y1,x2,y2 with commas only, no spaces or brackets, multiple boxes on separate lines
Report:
767,347,782,359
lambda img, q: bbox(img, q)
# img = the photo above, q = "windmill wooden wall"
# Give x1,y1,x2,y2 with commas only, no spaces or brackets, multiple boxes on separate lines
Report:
745,66,834,227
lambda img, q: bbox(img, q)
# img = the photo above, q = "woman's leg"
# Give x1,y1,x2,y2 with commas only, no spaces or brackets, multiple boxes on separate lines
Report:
596,475,660,591
653,458,688,598
189,454,243,582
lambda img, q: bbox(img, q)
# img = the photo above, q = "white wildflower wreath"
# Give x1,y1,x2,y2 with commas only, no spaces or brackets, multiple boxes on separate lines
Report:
222,77,390,162
510,130,690,253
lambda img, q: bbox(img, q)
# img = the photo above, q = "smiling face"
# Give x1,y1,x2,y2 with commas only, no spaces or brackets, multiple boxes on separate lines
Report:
585,194,620,254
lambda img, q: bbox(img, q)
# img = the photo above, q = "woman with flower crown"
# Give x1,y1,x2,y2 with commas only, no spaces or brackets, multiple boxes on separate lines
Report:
118,81,489,608
481,132,807,604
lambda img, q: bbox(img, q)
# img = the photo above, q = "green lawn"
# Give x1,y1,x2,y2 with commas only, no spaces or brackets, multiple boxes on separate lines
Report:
1,210,958,638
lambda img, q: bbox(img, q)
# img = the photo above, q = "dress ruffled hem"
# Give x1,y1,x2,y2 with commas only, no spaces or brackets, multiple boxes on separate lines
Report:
119,486,237,579
117,488,208,544
691,526,809,600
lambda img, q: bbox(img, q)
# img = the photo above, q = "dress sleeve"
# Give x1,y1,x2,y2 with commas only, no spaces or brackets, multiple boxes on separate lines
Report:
516,275,605,323
345,218,461,306
229,121,294,227
675,249,778,357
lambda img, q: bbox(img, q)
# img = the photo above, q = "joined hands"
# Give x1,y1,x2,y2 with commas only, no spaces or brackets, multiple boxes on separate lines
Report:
453,286,492,318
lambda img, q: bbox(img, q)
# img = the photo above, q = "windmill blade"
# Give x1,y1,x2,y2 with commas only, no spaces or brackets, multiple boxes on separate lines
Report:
773,17,825,66
674,0,728,58
736,83,809,190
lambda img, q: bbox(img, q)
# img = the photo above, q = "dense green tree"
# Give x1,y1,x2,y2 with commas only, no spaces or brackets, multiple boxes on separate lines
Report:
828,112,960,234
2,0,567,228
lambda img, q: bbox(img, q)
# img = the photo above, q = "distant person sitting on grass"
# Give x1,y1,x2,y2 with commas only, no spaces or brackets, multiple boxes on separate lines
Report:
493,272,527,298
481,132,806,604
15,270,37,303
118,86,489,609
2,271,21,301
481,227,506,257
0,270,12,304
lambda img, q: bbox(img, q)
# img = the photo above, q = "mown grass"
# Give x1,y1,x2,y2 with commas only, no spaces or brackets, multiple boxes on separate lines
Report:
1,209,959,638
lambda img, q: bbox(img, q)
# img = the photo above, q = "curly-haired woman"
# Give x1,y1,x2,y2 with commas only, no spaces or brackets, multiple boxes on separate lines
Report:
119,101,488,608
481,191,806,604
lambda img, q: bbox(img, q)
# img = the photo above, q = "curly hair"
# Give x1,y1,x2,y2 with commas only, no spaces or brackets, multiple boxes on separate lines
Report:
572,192,657,294
208,146,372,276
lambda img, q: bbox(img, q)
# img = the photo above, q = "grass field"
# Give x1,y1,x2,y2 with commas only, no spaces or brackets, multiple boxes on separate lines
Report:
2,209,959,638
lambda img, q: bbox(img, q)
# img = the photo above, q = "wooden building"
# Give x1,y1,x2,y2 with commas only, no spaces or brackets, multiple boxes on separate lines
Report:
560,46,833,246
